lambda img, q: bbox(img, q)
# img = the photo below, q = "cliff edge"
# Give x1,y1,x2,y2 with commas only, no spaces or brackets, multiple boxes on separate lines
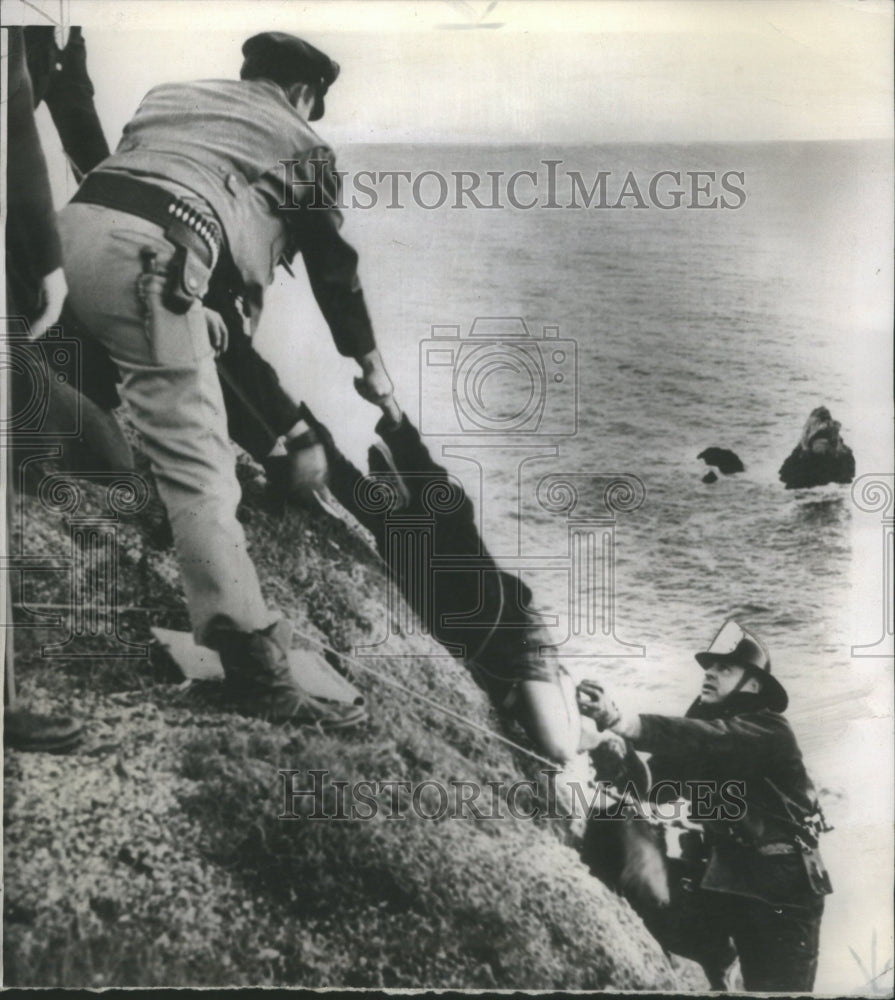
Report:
3,454,701,989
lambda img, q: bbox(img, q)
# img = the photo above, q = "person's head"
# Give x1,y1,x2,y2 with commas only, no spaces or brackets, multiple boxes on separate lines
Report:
240,32,340,121
799,405,842,455
694,619,788,711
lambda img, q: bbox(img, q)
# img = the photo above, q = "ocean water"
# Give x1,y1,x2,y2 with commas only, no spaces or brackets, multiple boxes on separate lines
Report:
259,139,893,992
268,139,891,682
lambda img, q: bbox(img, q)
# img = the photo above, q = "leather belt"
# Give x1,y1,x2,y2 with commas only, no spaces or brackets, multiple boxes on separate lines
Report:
72,171,222,270
756,842,800,856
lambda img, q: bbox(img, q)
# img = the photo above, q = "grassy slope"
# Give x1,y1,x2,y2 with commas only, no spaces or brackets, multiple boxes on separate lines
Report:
3,456,699,989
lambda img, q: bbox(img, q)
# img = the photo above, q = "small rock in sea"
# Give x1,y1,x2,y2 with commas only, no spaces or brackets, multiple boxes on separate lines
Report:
702,470,718,484
697,447,745,475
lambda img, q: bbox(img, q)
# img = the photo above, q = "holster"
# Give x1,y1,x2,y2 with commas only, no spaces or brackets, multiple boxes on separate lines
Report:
71,173,218,315
162,220,212,314
800,848,833,896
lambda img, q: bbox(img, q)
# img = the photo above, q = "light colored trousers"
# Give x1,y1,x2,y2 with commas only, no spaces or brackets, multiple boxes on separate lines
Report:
57,203,276,644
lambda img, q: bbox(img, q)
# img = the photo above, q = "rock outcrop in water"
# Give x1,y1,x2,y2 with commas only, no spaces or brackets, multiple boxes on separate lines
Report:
697,448,744,483
778,407,855,490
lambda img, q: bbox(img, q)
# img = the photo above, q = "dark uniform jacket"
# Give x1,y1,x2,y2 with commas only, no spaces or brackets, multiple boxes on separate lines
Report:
96,78,374,358
633,692,831,905
24,26,110,179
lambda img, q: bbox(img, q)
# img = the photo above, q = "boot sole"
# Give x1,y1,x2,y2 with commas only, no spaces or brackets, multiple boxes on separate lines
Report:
4,732,84,754
258,702,368,730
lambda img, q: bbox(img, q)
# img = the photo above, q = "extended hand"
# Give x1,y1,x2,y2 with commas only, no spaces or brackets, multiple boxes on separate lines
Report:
354,348,395,405
590,730,630,783
28,268,68,341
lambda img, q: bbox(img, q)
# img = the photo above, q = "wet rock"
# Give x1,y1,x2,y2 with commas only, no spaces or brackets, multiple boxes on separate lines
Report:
778,407,855,489
697,448,744,475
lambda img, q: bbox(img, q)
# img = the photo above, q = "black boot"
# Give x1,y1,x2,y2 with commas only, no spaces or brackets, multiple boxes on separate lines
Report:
4,708,83,753
213,619,366,730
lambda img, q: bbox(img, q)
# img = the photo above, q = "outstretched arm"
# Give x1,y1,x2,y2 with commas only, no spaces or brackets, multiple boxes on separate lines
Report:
287,153,377,348
629,711,794,767
283,151,398,414
577,679,794,768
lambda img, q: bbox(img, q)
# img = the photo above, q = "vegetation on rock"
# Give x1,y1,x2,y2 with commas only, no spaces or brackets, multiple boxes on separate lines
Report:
4,454,700,989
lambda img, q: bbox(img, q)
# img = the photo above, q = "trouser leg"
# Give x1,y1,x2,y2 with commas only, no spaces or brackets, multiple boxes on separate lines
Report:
57,204,275,644
300,404,387,542
118,350,276,641
211,296,304,463
729,895,824,992
628,862,737,979
55,204,365,729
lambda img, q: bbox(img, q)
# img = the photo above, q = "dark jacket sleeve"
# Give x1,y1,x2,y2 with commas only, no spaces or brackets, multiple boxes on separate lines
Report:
633,710,795,773
284,148,376,359
42,27,111,177
6,28,63,282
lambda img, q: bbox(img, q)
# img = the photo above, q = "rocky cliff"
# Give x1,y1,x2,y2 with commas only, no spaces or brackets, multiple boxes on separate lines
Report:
3,453,703,989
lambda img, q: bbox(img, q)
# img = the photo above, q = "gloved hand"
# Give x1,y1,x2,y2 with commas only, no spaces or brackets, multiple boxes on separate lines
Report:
204,307,229,357
576,679,622,731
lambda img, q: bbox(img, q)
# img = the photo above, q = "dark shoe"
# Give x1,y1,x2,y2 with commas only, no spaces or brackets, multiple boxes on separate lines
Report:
262,444,328,509
216,620,367,731
241,681,367,730
4,708,83,753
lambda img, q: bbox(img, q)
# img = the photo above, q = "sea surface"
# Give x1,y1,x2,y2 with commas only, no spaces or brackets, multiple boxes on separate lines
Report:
257,139,892,993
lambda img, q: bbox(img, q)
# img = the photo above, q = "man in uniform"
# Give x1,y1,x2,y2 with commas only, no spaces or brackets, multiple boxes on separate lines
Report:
578,619,832,992
55,32,394,729
19,27,326,493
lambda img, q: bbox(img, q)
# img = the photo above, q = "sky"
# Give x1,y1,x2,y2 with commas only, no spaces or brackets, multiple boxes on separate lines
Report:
3,0,892,146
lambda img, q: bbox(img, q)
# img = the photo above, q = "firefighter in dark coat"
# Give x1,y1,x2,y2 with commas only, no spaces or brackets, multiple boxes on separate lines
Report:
578,619,832,992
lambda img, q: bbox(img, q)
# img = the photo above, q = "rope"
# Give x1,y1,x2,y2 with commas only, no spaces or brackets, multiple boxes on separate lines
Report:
286,619,694,830
8,469,690,828
13,581,694,829
294,620,561,770
8,597,692,829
